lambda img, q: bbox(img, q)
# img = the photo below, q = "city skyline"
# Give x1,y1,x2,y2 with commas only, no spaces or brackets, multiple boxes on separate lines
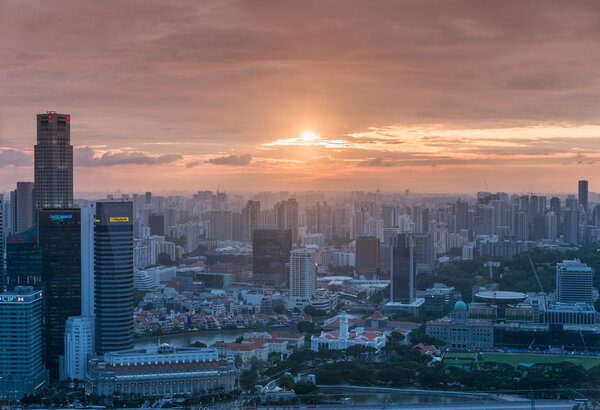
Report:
2,1,600,193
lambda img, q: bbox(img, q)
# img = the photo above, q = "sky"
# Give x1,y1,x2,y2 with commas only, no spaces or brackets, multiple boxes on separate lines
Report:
1,0,600,194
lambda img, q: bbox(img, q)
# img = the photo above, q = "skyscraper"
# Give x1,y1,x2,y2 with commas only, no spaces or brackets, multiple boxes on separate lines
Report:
34,112,73,211
252,229,292,286
289,248,316,308
355,236,380,275
390,233,415,303
274,198,299,244
242,200,260,242
148,213,165,236
10,181,34,233
39,209,82,378
94,201,134,354
0,286,48,401
6,226,42,289
578,180,589,213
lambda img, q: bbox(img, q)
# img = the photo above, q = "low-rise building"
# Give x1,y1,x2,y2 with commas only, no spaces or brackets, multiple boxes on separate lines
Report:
311,312,389,352
425,301,494,350
85,344,235,397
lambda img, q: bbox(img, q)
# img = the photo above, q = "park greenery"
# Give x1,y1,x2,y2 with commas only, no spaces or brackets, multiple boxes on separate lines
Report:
417,246,600,303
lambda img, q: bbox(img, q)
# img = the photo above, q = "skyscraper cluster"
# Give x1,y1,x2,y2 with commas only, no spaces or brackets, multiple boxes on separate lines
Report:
0,113,134,400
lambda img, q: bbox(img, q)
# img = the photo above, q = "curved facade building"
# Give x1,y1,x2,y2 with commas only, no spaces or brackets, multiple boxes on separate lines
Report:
94,201,134,354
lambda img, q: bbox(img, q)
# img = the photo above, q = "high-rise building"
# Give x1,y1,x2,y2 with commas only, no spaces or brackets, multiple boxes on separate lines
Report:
390,233,415,303
81,204,95,317
11,182,34,233
34,112,73,211
252,229,292,287
274,198,299,244
148,213,165,236
578,180,589,213
94,201,134,354
6,226,42,289
355,236,380,275
0,194,4,289
413,232,435,273
39,209,82,379
556,260,594,304
60,316,94,381
289,248,316,308
0,286,48,401
242,200,260,242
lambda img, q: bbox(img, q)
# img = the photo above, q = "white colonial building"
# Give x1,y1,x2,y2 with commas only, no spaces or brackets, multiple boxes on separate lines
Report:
311,312,388,352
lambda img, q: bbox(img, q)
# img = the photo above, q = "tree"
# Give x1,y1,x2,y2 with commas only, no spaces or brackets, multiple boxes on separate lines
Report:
277,374,296,390
297,320,315,334
234,336,244,344
294,381,317,395
189,341,207,348
272,302,286,314
234,355,243,369
239,369,257,392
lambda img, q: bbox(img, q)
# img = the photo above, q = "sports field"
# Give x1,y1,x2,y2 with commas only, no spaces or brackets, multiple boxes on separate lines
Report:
478,352,600,370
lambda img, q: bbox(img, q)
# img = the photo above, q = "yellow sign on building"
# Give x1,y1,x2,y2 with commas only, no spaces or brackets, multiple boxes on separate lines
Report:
109,217,129,222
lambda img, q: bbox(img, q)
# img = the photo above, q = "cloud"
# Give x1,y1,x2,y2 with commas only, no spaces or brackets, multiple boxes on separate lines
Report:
75,147,182,167
0,149,32,167
207,153,252,166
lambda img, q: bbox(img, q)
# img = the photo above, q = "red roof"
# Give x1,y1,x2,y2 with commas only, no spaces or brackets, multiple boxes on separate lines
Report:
368,311,386,320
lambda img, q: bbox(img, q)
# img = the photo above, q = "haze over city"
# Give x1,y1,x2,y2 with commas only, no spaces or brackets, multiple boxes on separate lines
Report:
2,0,600,193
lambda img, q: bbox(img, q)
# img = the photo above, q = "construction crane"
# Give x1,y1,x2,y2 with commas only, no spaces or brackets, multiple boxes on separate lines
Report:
527,255,545,294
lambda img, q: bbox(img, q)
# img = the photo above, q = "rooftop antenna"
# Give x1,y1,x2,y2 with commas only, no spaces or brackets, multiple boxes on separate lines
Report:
527,255,544,294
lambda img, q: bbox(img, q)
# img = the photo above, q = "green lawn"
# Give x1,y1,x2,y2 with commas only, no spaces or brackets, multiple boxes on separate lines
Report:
478,353,600,370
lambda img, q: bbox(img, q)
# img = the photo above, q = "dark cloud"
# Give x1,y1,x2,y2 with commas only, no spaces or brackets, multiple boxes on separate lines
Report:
207,153,252,166
75,147,182,167
0,149,31,167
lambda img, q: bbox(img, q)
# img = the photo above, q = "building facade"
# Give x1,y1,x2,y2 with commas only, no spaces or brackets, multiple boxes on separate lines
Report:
39,208,82,379
6,225,42,289
60,316,94,381
252,229,292,287
0,287,49,401
426,301,494,350
34,112,73,211
289,248,316,308
95,201,134,354
355,236,380,275
556,260,594,303
85,345,235,397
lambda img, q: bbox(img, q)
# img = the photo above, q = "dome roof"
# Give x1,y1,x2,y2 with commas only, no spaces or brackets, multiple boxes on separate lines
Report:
454,300,467,310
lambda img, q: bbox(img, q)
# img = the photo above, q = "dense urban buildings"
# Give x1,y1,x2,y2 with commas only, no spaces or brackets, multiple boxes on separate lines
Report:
34,112,73,211
94,201,134,354
0,287,48,401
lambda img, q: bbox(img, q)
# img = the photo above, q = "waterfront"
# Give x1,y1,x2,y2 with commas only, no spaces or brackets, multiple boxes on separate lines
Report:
134,326,296,349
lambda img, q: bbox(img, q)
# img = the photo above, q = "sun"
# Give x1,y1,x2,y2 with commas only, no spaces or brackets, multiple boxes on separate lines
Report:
300,131,319,142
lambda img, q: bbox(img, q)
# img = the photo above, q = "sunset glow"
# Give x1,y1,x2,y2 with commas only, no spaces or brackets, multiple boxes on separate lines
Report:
1,0,599,193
